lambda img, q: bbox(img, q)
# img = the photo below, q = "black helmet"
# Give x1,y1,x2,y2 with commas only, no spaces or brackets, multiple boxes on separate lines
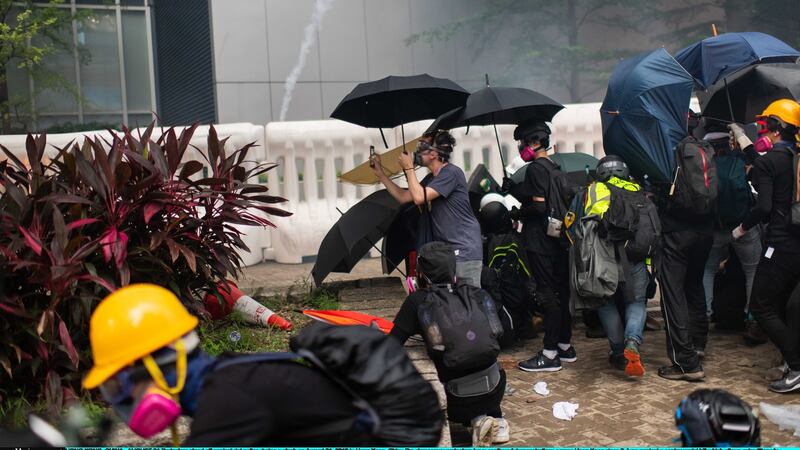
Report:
596,154,629,181
513,121,551,144
675,389,760,447
478,201,512,235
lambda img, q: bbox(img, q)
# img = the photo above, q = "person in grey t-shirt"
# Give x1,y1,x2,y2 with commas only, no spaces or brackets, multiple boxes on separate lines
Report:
371,130,483,287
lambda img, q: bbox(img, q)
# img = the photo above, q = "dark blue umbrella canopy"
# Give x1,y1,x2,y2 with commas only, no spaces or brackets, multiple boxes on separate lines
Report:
675,32,800,89
601,48,694,184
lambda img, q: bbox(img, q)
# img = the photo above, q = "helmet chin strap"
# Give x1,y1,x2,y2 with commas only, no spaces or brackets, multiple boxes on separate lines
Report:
143,339,187,447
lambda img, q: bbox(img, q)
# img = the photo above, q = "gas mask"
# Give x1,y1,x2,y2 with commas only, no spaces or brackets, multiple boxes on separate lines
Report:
413,151,424,166
101,339,187,441
754,136,773,153
518,143,539,162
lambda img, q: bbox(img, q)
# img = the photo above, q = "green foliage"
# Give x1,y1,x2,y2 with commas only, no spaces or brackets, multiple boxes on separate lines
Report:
0,124,290,416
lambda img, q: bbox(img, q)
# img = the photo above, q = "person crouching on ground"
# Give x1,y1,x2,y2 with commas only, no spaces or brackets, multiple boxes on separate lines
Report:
82,284,443,447
390,241,508,447
372,130,483,287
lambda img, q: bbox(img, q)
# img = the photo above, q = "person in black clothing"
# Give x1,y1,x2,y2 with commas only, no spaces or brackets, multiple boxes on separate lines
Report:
729,99,800,393
83,284,441,447
391,241,508,447
505,121,576,373
655,138,714,382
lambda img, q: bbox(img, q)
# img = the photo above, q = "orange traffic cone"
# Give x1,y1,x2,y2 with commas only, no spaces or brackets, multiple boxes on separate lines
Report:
207,280,293,330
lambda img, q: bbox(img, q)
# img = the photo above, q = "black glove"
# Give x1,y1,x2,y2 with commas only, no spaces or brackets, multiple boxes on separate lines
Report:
500,177,514,195
510,206,522,221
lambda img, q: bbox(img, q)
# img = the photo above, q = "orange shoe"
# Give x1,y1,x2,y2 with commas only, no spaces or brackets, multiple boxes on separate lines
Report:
623,340,645,377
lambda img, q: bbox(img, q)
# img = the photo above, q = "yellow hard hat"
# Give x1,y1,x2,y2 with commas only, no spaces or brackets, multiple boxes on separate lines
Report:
757,99,800,128
83,284,198,389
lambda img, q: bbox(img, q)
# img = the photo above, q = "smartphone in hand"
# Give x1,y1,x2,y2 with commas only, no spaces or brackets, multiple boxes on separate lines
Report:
369,145,376,168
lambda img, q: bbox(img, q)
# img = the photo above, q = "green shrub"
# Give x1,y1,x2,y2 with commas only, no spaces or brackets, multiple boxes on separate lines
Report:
0,124,290,416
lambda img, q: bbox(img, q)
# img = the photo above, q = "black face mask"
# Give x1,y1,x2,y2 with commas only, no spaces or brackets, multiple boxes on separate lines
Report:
413,151,424,166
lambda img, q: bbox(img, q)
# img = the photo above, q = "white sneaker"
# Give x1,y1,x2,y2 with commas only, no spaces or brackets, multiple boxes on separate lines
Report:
470,415,498,447
493,417,510,444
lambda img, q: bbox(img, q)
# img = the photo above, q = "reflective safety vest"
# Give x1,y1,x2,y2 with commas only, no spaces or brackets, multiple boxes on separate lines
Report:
583,176,640,217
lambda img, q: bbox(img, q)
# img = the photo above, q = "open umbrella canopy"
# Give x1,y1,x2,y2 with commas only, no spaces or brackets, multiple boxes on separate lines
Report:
311,190,402,286
330,74,469,128
455,86,564,126
601,48,694,184
675,32,800,89
701,63,800,123
302,309,394,334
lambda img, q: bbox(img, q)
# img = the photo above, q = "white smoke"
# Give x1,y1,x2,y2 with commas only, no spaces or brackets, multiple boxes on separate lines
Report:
278,0,335,121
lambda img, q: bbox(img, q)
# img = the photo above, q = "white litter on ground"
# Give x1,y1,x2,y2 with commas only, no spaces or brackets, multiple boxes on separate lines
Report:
553,401,579,421
760,403,800,438
533,381,550,396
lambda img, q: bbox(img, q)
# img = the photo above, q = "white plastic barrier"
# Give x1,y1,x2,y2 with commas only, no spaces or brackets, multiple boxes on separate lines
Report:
1,100,700,265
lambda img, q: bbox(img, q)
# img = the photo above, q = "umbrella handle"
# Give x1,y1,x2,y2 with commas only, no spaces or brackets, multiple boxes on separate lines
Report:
492,116,509,178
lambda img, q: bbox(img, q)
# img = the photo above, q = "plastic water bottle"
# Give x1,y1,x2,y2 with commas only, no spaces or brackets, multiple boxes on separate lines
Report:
481,295,504,336
421,309,444,351
228,330,241,343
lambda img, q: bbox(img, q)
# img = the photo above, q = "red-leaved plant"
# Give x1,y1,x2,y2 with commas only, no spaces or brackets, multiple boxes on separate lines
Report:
0,124,290,415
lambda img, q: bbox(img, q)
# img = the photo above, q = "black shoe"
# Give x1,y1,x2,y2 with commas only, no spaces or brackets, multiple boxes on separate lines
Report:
769,369,800,393
743,320,768,346
518,351,562,372
609,353,627,371
657,364,705,382
557,346,577,363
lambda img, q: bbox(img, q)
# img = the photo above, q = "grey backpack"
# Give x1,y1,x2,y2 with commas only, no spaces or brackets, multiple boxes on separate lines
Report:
570,215,618,301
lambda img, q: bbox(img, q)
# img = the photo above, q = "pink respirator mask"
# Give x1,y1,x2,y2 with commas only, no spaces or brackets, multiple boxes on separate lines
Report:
519,145,537,162
754,136,773,153
101,339,187,440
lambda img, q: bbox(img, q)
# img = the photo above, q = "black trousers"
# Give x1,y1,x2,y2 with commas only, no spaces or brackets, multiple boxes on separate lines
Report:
655,230,713,370
750,246,800,370
527,249,572,350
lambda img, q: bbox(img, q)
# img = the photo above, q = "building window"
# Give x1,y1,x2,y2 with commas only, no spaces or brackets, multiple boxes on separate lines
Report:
8,0,156,133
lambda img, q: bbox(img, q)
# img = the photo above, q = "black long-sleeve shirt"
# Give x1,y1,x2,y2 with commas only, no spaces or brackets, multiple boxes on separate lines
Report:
742,141,800,252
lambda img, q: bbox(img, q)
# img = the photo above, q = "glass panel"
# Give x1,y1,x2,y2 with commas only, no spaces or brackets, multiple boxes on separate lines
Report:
121,11,151,111
295,157,305,202
76,0,116,5
6,61,32,131
78,10,122,112
127,112,153,128
463,150,472,173
32,27,78,114
35,115,81,133
82,113,123,129
334,157,343,198
120,0,145,6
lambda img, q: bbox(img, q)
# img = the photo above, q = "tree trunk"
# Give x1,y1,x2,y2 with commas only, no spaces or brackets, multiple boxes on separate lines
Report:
566,0,581,102
0,65,10,134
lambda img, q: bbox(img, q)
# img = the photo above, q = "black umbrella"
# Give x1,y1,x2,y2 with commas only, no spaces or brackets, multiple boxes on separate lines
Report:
449,78,564,177
312,190,402,286
701,63,800,124
330,74,469,148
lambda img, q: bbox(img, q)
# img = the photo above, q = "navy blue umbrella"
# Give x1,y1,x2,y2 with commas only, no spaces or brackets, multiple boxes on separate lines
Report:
601,48,694,184
675,32,800,89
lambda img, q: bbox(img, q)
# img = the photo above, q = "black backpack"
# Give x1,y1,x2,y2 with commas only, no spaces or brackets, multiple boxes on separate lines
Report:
625,193,661,262
715,153,752,230
481,233,533,347
604,185,643,241
417,283,502,372
668,136,718,219
288,323,444,446
534,158,580,226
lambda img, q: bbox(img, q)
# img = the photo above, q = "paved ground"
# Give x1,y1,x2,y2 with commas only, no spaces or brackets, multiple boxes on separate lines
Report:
242,258,800,447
